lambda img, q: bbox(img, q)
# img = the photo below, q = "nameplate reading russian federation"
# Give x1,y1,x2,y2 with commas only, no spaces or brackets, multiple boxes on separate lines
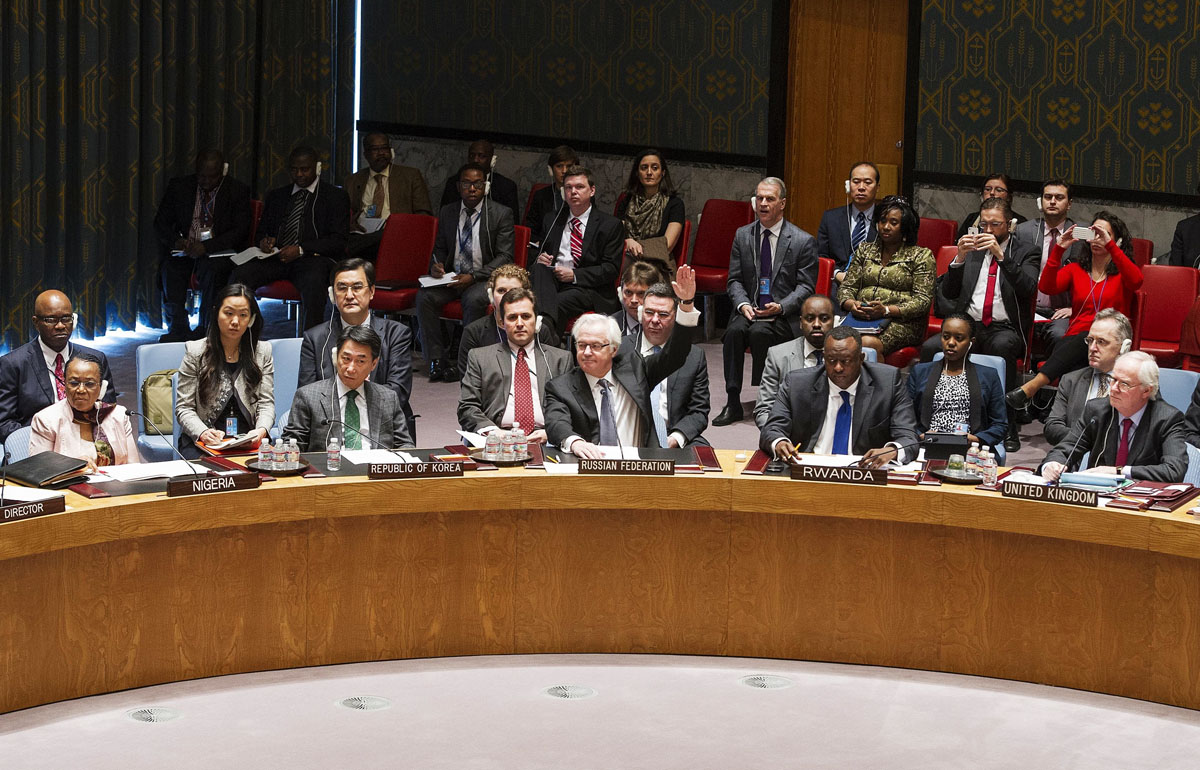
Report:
1001,480,1097,508
0,496,67,524
790,464,888,485
368,461,464,479
167,472,262,498
578,459,675,476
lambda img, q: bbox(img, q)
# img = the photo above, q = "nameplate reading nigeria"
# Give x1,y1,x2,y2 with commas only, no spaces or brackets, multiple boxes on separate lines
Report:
368,461,464,479
789,464,887,486
578,459,675,475
0,497,67,523
1001,480,1097,508
167,472,262,498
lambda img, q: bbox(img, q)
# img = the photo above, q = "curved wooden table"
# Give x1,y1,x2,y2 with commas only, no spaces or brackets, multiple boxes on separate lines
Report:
3,452,1200,714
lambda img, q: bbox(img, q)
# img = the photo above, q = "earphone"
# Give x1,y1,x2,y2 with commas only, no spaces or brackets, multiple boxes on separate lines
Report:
1036,197,1042,212
844,180,851,195
315,161,323,176
223,162,229,177
1119,337,1132,355
98,380,108,400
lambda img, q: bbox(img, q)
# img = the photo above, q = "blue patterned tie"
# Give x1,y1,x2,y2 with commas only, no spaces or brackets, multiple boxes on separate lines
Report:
598,380,619,446
832,390,851,455
758,229,772,308
650,345,668,446
850,211,867,258
455,207,478,274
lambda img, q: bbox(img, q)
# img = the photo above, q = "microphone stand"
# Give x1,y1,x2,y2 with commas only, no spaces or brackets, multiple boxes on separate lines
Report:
322,418,406,458
127,410,214,480
0,450,10,507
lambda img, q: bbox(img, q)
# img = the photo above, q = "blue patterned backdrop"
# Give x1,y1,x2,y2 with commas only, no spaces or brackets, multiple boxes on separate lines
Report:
359,0,771,158
915,0,1200,195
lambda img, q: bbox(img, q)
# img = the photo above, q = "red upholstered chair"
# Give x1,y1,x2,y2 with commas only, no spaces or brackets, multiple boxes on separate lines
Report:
918,218,958,255
523,184,549,228
816,257,834,297
689,199,754,295
1132,264,1200,367
254,280,303,336
671,218,692,267
1131,237,1154,269
442,225,532,322
371,213,439,313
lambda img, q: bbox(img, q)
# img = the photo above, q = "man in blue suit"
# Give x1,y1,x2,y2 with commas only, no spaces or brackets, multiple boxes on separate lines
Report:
0,290,116,442
817,161,880,282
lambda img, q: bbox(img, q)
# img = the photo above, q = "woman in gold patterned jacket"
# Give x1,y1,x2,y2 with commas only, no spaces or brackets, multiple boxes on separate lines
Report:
837,196,935,356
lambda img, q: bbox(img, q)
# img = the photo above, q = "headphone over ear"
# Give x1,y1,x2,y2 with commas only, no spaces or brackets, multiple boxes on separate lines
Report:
637,304,644,324
1120,337,1132,355
328,286,335,304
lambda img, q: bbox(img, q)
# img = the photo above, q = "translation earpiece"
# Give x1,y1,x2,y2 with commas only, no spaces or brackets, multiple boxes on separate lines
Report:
1120,338,1132,355
535,315,543,333
223,162,230,177
1037,197,1043,212
637,304,644,324
315,161,323,177
389,146,395,162
328,287,335,304
98,380,109,400
1010,218,1017,228
844,180,851,195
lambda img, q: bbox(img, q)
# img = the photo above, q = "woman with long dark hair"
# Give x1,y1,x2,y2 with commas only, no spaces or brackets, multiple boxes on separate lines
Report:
175,283,275,457
616,149,685,274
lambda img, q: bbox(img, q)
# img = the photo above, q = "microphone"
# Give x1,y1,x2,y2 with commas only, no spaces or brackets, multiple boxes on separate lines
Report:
847,435,935,467
127,410,214,480
1056,416,1098,480
321,418,405,457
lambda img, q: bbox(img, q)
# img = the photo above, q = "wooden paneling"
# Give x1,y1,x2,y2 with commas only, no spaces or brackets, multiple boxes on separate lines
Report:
783,0,910,234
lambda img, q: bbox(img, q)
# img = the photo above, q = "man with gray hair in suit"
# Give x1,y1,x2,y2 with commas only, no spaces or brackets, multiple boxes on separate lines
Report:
713,176,819,425
284,325,412,451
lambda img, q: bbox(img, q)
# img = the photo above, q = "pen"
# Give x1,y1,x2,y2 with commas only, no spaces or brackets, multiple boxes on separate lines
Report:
546,454,560,463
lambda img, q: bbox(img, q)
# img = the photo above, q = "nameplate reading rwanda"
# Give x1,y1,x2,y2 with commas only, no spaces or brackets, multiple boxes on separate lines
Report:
578,459,675,475
0,497,67,523
790,464,887,485
1001,480,1097,508
167,472,262,498
368,461,464,479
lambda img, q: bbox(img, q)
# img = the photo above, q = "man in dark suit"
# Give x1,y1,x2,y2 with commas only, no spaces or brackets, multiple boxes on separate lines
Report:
230,145,350,331
344,132,433,260
928,196,1039,451
457,265,559,374
956,173,1027,238
1041,351,1188,483
544,266,698,457
284,325,412,451
1043,310,1132,447
153,149,251,341
1012,179,1087,348
1167,187,1200,268
417,163,515,383
754,294,836,429
617,281,710,447
0,290,116,442
713,176,819,426
610,260,665,338
458,288,573,444
439,139,520,221
298,258,415,443
525,145,577,247
760,326,919,468
817,161,880,281
530,165,625,336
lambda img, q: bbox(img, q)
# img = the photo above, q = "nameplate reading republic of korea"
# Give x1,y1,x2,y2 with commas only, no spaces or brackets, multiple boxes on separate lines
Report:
577,458,675,475
0,496,67,523
789,464,887,486
167,472,262,498
1001,480,1098,508
368,461,464,479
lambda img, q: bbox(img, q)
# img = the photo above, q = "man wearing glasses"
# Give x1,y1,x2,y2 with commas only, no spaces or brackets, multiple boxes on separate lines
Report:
544,266,698,459
299,258,416,441
344,132,433,260
1041,350,1188,483
0,290,117,443
417,163,515,383
956,174,1027,239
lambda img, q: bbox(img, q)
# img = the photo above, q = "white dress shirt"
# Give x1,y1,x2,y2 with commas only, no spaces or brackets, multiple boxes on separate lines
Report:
291,179,319,195
1108,403,1146,477
964,239,1010,323
335,375,370,439
581,371,640,449
360,165,390,220
556,205,592,270
1037,220,1068,309
39,338,71,401
772,373,909,462
456,202,484,271
638,336,686,448
799,338,822,368
498,340,545,431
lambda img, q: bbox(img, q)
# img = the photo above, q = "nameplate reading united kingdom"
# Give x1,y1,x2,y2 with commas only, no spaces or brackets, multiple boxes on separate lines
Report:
789,464,887,486
167,472,262,498
368,461,464,479
578,458,675,476
0,496,67,523
1001,480,1097,508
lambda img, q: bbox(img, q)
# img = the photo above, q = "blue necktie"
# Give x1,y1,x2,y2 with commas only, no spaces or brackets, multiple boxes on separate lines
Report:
832,390,851,455
650,345,668,446
758,229,773,308
455,207,478,274
850,211,867,258
598,380,619,446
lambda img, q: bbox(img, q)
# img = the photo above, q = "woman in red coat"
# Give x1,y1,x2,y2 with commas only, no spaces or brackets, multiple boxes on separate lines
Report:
1006,211,1142,409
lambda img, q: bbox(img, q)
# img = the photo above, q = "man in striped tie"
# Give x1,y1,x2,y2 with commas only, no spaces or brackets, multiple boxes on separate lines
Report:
531,166,625,337
817,161,880,284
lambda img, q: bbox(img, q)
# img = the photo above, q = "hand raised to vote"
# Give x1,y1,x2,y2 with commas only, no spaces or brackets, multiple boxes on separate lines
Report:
672,264,696,303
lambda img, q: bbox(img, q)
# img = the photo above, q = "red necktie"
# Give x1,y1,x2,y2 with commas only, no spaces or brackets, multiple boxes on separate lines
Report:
1115,418,1133,467
570,218,583,266
981,258,999,326
513,348,536,430
54,353,66,400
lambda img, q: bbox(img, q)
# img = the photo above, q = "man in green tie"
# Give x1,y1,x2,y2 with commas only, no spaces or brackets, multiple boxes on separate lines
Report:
283,325,413,451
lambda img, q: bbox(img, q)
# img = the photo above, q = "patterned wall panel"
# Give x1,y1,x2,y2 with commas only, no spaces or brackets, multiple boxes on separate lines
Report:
359,0,771,158
915,0,1200,195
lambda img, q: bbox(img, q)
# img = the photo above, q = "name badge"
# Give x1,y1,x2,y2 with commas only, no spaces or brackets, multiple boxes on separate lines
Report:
365,204,378,218
199,228,213,241
758,277,771,295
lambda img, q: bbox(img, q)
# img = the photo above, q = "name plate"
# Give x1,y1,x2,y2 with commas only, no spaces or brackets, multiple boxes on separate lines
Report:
578,459,675,476
1001,480,1097,508
790,464,887,485
368,461,464,479
0,496,67,523
167,472,262,498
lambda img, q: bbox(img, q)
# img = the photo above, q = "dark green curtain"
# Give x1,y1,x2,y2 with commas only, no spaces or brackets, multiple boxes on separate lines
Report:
0,0,352,350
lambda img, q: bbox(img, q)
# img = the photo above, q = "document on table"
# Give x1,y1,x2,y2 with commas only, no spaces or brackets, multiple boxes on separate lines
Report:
456,430,486,449
595,446,640,460
0,485,66,503
418,273,458,288
341,449,422,464
230,246,279,265
90,460,202,482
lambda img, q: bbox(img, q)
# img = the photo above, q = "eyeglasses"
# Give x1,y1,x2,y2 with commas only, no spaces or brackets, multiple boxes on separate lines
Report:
1085,336,1115,348
364,145,391,153
334,282,368,294
458,179,487,190
1109,376,1140,392
983,185,1008,195
641,309,673,321
35,315,73,326
66,379,100,389
978,220,1006,230
574,341,611,352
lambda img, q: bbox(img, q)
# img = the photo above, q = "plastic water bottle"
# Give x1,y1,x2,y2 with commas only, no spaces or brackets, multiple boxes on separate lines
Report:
326,437,341,471
966,442,980,475
258,438,272,470
981,450,997,485
511,422,527,459
484,431,501,462
273,438,285,471
500,429,516,461
287,438,300,466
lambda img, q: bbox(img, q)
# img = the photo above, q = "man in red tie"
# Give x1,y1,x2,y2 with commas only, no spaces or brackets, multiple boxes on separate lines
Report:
929,196,1040,451
531,166,624,337
0,290,117,442
1041,351,1188,483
